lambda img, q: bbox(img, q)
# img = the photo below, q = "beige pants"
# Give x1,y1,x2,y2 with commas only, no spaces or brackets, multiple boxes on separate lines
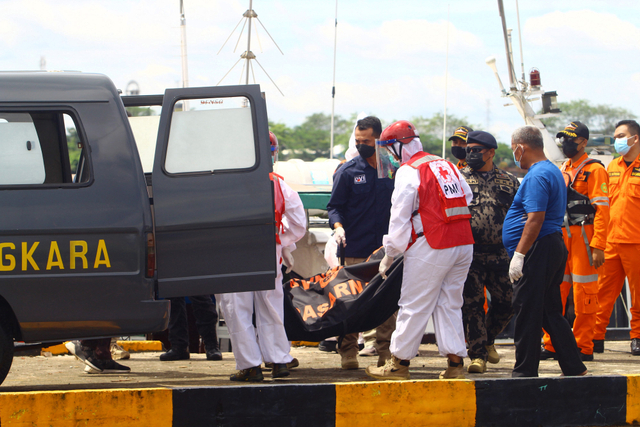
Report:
338,257,397,358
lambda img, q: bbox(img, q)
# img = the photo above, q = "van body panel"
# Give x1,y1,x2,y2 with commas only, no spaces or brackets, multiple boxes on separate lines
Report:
0,73,273,346
152,85,276,298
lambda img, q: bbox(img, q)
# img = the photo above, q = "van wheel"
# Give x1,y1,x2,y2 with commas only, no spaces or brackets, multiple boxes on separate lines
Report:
0,321,13,386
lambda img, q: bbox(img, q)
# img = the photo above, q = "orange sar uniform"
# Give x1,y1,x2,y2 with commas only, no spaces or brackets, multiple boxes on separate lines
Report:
542,153,609,355
456,159,468,170
594,154,640,341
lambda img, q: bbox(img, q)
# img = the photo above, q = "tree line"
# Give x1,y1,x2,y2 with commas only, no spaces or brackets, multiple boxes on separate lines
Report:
271,112,511,169
94,100,636,174
270,100,636,170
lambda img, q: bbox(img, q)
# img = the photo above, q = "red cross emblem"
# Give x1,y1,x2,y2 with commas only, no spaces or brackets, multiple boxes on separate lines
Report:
437,164,453,183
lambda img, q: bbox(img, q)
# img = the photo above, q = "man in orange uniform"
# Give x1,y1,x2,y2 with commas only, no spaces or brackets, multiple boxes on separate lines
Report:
594,119,640,355
540,121,609,361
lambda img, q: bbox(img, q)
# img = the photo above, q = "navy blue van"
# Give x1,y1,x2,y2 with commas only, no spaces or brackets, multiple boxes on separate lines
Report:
0,72,276,384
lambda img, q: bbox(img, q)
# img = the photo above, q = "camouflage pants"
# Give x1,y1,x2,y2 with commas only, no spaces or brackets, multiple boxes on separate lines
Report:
462,249,514,360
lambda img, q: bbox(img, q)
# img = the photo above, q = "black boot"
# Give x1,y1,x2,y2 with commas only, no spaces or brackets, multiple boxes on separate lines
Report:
230,366,264,382
160,347,190,361
206,346,222,361
271,363,290,378
204,326,222,360
593,339,605,353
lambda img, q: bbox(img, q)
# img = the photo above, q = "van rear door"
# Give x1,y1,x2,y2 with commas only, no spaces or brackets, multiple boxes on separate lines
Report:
152,85,275,298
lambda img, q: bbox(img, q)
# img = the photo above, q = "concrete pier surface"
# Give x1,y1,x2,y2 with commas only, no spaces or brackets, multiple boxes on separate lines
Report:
1,340,639,426
2,340,638,391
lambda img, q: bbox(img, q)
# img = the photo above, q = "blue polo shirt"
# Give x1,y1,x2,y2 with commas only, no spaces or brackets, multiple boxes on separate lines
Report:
327,155,394,258
502,160,566,257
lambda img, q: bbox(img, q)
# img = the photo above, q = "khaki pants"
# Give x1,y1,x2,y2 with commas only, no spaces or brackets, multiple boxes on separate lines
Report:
337,257,397,358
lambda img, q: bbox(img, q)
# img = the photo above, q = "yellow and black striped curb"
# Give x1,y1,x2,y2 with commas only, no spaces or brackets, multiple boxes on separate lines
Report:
1,375,638,426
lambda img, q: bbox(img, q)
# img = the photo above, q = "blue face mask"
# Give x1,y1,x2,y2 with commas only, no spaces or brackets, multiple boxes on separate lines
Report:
614,136,634,155
513,145,524,168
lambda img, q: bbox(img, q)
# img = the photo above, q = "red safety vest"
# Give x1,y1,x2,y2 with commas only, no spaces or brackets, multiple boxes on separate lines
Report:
270,172,286,245
406,152,474,249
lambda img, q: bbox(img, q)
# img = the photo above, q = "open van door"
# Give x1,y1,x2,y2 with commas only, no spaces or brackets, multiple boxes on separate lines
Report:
152,85,276,298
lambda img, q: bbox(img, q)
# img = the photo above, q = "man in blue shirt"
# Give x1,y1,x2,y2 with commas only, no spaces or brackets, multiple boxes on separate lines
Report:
327,116,395,370
502,125,586,378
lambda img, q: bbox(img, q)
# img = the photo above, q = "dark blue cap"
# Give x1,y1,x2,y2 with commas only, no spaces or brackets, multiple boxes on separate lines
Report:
467,130,497,149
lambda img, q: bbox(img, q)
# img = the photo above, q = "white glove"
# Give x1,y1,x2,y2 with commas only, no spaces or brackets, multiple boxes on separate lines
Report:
379,254,394,279
509,252,525,283
282,247,294,274
333,227,346,246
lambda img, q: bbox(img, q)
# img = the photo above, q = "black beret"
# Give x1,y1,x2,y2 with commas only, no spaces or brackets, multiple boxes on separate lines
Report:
467,130,497,149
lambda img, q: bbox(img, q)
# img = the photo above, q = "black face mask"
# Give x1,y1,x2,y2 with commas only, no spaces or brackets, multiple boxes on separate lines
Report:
451,146,467,160
466,152,486,170
561,139,580,158
356,144,376,159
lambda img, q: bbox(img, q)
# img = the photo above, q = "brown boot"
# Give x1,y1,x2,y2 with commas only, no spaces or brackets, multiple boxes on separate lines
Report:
439,358,465,379
341,354,359,370
377,349,391,367
365,355,410,381
486,344,500,364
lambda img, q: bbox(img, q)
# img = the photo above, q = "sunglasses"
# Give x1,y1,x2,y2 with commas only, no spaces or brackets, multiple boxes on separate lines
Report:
466,146,487,154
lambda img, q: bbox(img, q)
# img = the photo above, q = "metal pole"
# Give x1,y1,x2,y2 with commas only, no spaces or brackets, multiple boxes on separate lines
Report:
330,0,338,159
246,0,253,85
497,0,516,91
441,5,450,159
180,0,189,110
515,0,526,85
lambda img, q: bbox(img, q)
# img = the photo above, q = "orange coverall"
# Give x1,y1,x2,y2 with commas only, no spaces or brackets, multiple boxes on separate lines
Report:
594,155,640,341
543,154,609,355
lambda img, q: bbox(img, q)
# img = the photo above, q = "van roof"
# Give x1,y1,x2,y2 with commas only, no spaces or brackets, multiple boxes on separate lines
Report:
0,72,119,103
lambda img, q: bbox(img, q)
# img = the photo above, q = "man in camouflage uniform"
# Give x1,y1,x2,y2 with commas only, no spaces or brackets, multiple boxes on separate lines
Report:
460,130,519,374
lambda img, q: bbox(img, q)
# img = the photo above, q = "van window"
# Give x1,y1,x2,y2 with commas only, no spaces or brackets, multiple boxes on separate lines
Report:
129,115,161,174
164,96,256,174
0,111,89,185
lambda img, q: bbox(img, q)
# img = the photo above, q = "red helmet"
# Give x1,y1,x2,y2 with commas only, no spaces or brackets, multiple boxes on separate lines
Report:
379,120,419,145
269,131,279,152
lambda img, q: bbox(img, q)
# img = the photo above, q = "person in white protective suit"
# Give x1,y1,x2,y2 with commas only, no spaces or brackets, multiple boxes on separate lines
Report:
218,131,307,382
365,120,475,381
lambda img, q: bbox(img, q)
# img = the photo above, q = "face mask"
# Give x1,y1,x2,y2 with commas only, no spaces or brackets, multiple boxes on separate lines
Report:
466,152,486,170
561,138,580,158
614,136,634,155
451,146,467,160
356,143,376,159
513,145,524,169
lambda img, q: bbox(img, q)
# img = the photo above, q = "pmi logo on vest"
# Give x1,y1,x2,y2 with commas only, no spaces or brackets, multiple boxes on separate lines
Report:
430,161,463,198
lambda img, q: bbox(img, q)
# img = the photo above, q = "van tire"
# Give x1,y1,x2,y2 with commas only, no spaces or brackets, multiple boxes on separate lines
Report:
0,321,13,386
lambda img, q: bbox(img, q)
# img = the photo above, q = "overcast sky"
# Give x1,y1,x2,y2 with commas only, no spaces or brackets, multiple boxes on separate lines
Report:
0,0,638,146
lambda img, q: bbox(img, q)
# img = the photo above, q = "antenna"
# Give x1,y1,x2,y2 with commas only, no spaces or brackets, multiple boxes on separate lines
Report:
515,0,526,86
441,4,450,159
179,0,189,111
329,0,338,160
217,1,284,95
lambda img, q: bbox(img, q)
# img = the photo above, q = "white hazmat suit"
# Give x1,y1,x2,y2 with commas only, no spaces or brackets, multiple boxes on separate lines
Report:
383,140,473,361
218,175,307,370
